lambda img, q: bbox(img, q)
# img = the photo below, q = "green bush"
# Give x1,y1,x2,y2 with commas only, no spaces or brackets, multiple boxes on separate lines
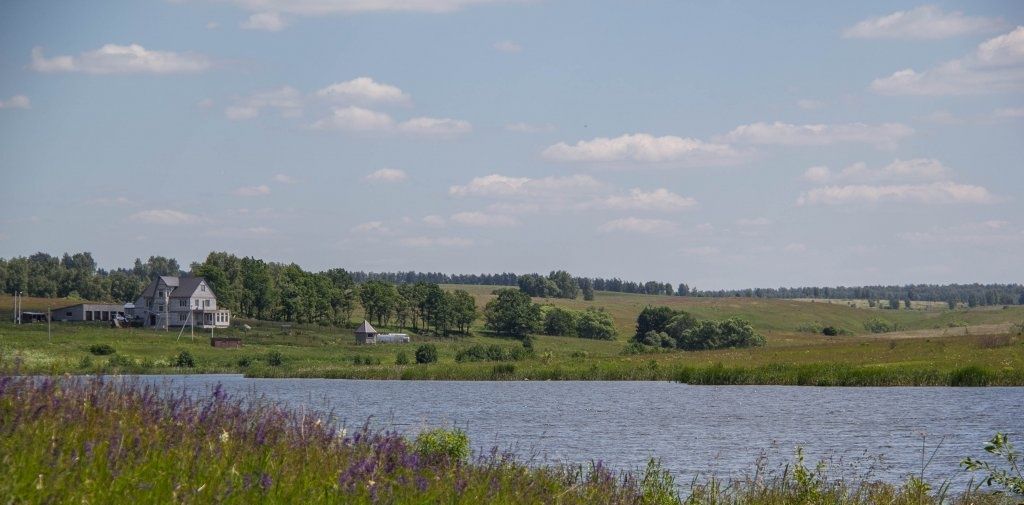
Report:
455,344,532,363
236,356,253,368
107,354,134,369
174,351,195,368
576,308,617,340
543,307,578,336
864,317,898,333
674,318,765,351
395,351,410,365
266,351,284,367
821,326,839,336
414,428,469,462
415,344,438,364
88,344,116,356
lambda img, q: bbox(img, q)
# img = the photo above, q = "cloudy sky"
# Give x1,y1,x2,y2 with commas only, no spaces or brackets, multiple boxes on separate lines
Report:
0,1,1022,289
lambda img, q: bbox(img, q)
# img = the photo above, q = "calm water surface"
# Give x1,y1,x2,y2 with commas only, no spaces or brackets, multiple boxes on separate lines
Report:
137,375,1023,486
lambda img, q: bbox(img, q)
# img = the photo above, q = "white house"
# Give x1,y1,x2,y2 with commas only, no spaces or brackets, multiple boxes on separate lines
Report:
135,276,231,329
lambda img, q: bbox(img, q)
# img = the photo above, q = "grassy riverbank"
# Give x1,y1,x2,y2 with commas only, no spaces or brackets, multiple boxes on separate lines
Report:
2,291,1023,385
0,375,1018,504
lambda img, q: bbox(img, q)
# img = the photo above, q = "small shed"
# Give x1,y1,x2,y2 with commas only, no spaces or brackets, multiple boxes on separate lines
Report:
20,312,47,323
210,337,242,349
354,320,378,344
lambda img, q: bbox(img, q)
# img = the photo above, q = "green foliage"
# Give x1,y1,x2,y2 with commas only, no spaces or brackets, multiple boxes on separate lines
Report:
633,306,684,341
395,350,410,365
236,356,253,368
864,317,899,333
352,355,381,366
543,306,578,336
264,351,284,367
822,326,839,336
174,350,195,368
518,271,581,299
962,433,1024,497
638,459,679,505
949,365,990,386
673,318,764,351
455,344,532,362
576,308,617,340
106,353,134,369
484,289,542,337
88,344,116,356
414,428,470,463
415,344,438,364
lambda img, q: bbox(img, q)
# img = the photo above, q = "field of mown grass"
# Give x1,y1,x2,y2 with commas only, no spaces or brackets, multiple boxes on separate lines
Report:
1,291,1023,384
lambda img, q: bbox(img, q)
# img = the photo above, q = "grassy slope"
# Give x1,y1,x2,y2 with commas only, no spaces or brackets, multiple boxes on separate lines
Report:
1,291,1023,383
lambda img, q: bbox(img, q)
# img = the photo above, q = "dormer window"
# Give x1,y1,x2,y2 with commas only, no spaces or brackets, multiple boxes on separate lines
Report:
201,284,206,292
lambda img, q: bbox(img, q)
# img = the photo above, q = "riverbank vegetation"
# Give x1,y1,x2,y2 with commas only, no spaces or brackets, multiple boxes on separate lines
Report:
0,375,1020,504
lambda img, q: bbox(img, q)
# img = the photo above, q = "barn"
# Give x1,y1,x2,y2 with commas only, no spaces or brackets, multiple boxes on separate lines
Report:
51,303,127,323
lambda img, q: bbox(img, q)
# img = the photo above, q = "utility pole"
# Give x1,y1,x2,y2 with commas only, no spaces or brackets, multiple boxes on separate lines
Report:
11,292,15,324
47,306,51,343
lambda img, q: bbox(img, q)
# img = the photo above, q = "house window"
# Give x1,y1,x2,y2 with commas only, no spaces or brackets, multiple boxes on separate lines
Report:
158,305,164,312
179,313,187,321
204,300,210,307
201,285,206,292
179,299,186,307
158,291,163,298
65,311,72,316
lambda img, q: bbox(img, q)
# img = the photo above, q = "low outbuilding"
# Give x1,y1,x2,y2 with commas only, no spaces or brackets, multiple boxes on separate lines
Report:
51,303,126,323
354,320,378,344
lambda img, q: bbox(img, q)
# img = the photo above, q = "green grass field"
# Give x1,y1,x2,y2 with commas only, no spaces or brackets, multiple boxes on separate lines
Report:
2,290,1023,384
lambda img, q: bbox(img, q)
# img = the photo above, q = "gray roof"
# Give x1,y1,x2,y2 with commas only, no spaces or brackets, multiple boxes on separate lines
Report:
139,276,209,299
355,320,377,334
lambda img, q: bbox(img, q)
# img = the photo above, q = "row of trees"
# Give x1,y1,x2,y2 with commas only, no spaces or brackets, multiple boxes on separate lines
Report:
631,306,765,351
0,252,180,302
482,289,616,340
517,271,595,300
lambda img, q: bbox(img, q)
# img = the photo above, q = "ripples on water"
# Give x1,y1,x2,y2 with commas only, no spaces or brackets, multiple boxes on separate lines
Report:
136,375,1024,487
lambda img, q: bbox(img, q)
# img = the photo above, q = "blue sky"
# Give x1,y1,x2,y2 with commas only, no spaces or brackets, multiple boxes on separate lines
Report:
0,0,1022,289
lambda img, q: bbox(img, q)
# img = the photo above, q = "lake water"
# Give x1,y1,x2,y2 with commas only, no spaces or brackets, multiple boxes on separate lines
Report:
137,375,1023,487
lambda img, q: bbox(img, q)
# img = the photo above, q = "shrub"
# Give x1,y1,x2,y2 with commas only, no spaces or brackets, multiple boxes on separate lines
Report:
863,317,897,334
633,306,684,341
576,308,617,340
414,428,470,463
107,354,134,369
88,344,116,356
821,326,838,336
174,351,195,368
395,351,410,365
674,318,765,351
266,351,284,367
415,344,438,364
456,344,532,363
543,307,578,336
77,355,93,369
236,356,253,368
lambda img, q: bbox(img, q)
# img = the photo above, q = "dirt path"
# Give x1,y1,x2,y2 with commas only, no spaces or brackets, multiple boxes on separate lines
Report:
865,323,1014,340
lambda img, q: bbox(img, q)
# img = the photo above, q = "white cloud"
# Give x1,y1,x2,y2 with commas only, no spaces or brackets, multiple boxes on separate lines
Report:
994,107,1024,119
225,86,303,120
240,11,287,31
598,217,676,234
365,168,407,183
399,236,474,248
870,26,1024,95
804,159,951,184
843,5,1004,40
310,106,395,131
450,211,519,227
796,99,825,110
130,209,201,225
30,44,211,74
397,117,472,136
273,173,297,184
599,188,696,212
543,133,742,165
315,77,410,104
220,0,523,15
505,122,555,133
721,121,913,148
803,166,831,183
898,221,1024,246
422,215,446,227
0,95,30,110
797,182,994,205
351,221,392,234
449,174,605,197
233,184,271,196
736,217,772,227
206,21,220,29
494,40,522,53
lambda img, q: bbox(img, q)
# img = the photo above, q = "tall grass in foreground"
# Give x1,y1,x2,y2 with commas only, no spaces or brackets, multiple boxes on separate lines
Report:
0,375,1018,504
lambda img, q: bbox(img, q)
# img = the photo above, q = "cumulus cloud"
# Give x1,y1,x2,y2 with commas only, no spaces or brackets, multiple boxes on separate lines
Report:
805,159,951,184
449,174,605,198
365,168,407,183
898,220,1023,246
240,11,287,30
315,77,410,104
797,182,994,205
870,26,1024,95
130,209,201,225
225,86,303,120
493,40,522,53
543,133,742,165
30,44,211,74
721,121,913,148
397,117,472,136
0,95,30,109
505,122,555,133
310,106,395,131
450,211,519,227
219,0,522,15
399,236,474,248
598,217,676,234
273,173,297,184
233,184,271,196
422,215,446,227
993,107,1024,119
598,188,696,212
844,5,1005,40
